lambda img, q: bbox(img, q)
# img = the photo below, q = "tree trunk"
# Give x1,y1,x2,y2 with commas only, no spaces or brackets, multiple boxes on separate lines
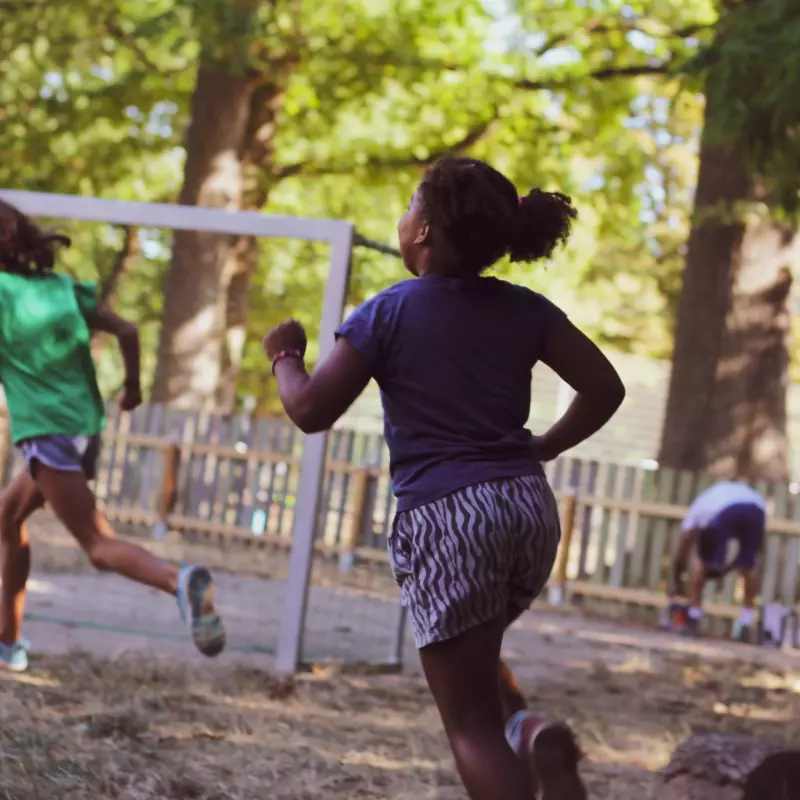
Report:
216,236,259,412
214,80,287,408
150,66,254,408
655,732,800,800
91,226,138,361
658,84,797,482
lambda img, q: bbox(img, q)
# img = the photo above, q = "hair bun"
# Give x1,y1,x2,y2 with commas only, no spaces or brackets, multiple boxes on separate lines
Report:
509,189,577,263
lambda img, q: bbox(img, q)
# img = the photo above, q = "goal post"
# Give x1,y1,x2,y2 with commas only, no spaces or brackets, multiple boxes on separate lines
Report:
0,188,354,674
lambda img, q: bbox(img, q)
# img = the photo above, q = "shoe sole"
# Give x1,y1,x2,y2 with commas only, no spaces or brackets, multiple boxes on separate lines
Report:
185,567,226,657
0,659,28,673
530,723,587,800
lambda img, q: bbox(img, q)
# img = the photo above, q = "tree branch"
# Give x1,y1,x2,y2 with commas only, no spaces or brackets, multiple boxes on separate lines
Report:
353,232,401,259
103,17,162,72
272,116,499,181
98,226,137,307
579,19,714,40
516,61,674,91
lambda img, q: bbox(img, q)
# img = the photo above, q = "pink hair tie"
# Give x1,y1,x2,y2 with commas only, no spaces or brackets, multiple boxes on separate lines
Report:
519,195,525,204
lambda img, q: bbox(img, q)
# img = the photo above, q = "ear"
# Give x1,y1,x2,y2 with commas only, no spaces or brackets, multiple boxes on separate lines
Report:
413,221,430,246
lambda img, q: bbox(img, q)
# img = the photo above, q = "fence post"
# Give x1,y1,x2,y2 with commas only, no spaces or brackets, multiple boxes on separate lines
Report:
154,440,181,540
548,488,578,605
339,467,370,573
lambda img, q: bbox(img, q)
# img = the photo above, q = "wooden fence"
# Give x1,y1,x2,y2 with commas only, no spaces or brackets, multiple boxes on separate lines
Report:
2,403,800,625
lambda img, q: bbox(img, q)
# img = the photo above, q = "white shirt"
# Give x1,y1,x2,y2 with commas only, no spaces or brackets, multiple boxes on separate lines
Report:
682,481,766,531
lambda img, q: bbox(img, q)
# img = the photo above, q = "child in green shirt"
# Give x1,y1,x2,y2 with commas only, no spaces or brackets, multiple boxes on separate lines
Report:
0,199,226,671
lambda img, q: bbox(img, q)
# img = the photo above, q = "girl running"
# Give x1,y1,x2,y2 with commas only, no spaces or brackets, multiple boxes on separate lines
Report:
264,157,625,800
0,199,225,672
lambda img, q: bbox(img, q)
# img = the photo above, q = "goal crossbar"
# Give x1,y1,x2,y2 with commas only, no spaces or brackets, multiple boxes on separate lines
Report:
0,189,347,242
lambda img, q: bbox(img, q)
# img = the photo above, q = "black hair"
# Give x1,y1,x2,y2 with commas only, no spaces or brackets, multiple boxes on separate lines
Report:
0,199,71,276
417,157,577,276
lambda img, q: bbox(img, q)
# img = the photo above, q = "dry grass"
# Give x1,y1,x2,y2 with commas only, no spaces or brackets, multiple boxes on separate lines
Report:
11,513,800,797
1,646,799,800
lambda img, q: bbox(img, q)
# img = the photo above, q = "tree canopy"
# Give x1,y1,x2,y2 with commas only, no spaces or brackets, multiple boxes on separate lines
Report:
5,0,795,424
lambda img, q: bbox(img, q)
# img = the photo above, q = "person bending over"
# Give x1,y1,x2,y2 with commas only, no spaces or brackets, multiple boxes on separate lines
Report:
0,200,225,672
669,480,765,639
263,157,625,800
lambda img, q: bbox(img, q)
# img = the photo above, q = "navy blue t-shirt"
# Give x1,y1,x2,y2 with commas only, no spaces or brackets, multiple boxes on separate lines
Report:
335,275,565,512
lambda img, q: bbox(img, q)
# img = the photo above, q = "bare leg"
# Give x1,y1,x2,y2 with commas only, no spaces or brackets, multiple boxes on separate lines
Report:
499,657,528,719
0,473,44,644
420,616,531,800
689,554,707,610
500,607,585,799
33,464,178,595
499,607,544,721
741,568,759,609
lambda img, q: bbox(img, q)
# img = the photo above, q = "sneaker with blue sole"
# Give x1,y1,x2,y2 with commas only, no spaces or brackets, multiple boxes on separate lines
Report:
177,565,226,657
0,639,29,672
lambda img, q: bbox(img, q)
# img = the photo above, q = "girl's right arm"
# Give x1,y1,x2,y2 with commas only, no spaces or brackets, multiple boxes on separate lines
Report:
535,315,625,461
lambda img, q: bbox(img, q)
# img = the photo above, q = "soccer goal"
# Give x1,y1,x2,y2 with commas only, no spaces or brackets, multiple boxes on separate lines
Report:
0,189,408,674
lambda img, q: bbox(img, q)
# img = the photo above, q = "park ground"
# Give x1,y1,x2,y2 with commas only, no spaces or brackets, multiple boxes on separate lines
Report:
3,516,800,799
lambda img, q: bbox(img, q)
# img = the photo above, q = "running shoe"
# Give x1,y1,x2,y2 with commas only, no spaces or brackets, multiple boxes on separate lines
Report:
522,718,587,800
0,638,29,672
177,565,226,657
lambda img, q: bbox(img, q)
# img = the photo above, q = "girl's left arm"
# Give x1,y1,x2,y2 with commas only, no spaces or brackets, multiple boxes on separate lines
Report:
87,307,142,410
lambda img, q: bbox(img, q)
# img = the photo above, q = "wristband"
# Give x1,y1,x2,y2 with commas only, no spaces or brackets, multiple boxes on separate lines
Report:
271,349,304,375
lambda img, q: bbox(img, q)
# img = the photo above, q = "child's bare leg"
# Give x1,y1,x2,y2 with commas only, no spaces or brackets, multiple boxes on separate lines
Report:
420,616,532,800
741,568,759,609
500,607,585,799
735,568,759,632
689,554,707,609
499,657,528,718
32,463,225,656
0,473,44,644
33,463,178,593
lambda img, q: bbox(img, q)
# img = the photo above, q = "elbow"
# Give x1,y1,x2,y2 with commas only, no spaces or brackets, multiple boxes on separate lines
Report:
607,376,626,413
117,320,139,345
285,397,334,435
590,375,625,418
293,415,329,436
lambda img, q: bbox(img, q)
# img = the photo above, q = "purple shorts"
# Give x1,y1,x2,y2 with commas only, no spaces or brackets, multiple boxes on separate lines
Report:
19,434,102,481
697,502,765,571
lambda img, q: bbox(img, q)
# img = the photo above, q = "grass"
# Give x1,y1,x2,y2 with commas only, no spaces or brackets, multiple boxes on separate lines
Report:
1,646,799,800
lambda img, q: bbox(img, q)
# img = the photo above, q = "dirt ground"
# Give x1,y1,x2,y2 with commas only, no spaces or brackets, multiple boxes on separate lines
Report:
3,515,800,799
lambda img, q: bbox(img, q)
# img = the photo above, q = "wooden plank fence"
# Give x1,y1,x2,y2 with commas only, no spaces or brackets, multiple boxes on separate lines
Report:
1,403,800,627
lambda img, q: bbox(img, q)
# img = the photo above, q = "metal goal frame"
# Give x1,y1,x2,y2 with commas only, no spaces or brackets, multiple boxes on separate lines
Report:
0,188,355,674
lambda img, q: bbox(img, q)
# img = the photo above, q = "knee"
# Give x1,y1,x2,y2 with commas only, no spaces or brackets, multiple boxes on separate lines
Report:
85,538,113,571
0,502,30,547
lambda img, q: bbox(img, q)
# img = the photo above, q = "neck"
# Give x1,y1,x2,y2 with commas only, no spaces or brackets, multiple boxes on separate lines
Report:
417,255,463,279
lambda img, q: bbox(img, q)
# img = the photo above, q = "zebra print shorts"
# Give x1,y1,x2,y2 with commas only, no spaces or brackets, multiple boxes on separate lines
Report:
388,474,561,649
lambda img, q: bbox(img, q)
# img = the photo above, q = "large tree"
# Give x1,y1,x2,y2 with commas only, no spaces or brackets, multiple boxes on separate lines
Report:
148,0,498,408
659,0,800,481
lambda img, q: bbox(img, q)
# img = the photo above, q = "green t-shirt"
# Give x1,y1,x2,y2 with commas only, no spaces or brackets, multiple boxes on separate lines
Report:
0,271,106,443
